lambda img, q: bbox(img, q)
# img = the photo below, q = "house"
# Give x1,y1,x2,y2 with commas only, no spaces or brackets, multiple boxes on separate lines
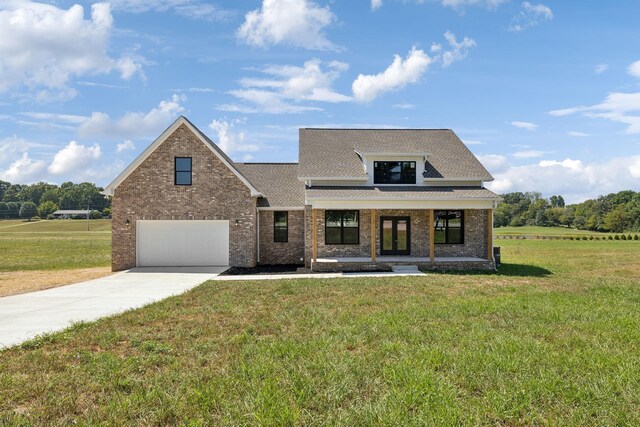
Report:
52,210,91,219
103,116,500,272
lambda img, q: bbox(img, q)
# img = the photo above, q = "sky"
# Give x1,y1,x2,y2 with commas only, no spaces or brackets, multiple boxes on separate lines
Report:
0,0,639,203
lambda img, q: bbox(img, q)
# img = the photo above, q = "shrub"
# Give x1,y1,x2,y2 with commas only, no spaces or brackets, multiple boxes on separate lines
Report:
628,234,633,241
634,235,639,241
582,236,588,240
89,210,101,220
608,235,613,240
621,235,627,240
614,235,620,240
589,236,594,240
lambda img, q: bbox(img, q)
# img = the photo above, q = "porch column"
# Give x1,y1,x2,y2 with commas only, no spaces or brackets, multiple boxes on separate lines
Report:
487,208,493,261
429,209,435,262
312,209,318,262
371,209,376,262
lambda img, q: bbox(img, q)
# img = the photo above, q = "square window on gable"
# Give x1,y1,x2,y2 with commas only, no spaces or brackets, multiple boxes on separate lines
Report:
373,161,416,184
175,157,192,186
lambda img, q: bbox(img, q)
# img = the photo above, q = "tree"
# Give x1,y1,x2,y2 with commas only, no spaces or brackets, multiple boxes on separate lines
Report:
19,202,38,220
549,195,565,208
89,210,102,219
603,205,629,233
38,201,59,218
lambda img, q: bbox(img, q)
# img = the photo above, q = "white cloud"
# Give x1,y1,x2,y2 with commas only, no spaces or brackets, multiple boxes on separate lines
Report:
371,0,383,10
208,119,260,156
0,1,143,98
0,136,29,163
78,94,185,138
48,141,101,175
477,154,508,173
549,92,640,134
0,153,47,183
512,149,547,158
486,156,640,203
509,2,553,32
568,131,590,137
237,0,337,50
439,31,476,67
110,0,232,21
440,0,507,9
116,139,135,153
221,59,350,114
393,103,416,110
595,63,609,74
352,46,432,102
510,121,538,130
628,60,640,78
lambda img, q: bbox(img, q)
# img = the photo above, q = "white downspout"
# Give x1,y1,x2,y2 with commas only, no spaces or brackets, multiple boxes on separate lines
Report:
256,207,260,264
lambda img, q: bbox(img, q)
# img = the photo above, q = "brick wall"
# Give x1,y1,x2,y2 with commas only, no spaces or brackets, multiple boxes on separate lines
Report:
377,209,429,257
434,209,488,258
258,210,305,265
112,123,257,271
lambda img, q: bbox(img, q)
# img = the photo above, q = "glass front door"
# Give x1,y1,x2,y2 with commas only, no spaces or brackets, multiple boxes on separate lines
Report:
380,217,410,255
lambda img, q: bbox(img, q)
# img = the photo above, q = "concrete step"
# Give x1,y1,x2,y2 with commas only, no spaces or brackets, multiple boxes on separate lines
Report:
391,265,421,273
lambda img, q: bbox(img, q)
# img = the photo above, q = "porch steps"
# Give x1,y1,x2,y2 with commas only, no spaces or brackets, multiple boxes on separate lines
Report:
391,265,422,274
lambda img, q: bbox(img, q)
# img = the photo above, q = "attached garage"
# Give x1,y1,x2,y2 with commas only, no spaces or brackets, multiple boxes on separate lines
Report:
136,220,229,267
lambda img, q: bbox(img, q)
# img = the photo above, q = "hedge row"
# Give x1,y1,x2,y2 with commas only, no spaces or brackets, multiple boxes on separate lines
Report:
496,234,639,241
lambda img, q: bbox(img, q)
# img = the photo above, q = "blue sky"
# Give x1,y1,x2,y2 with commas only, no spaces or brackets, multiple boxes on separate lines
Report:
0,0,639,203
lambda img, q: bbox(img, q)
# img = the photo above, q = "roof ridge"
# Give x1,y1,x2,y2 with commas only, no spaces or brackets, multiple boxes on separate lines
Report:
301,128,453,131
236,162,298,165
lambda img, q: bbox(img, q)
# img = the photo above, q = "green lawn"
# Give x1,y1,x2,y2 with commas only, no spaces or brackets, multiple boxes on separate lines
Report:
2,239,640,425
494,225,623,238
0,219,111,272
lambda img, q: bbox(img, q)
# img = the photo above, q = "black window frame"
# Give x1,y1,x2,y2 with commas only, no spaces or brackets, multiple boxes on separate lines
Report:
325,210,359,245
434,210,464,244
273,211,288,243
175,157,192,186
373,161,417,184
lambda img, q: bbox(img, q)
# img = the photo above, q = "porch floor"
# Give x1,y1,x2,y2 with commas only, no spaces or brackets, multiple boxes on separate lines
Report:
315,256,487,263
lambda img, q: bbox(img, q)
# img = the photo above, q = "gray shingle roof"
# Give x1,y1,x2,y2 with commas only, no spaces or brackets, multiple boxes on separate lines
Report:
235,163,305,207
298,129,493,181
305,186,500,200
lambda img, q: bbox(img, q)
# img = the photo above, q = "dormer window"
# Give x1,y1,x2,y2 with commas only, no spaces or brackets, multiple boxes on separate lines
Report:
373,161,416,184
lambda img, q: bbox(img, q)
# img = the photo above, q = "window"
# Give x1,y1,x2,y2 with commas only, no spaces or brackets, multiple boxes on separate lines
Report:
434,210,464,244
325,210,359,244
175,157,192,185
373,161,416,184
274,211,288,242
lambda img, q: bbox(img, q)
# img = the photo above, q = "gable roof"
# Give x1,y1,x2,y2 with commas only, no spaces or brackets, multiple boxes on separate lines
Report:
298,129,493,181
102,116,261,197
235,163,305,208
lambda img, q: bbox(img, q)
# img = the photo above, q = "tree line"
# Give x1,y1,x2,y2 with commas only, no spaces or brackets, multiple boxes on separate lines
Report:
0,180,111,219
494,190,640,233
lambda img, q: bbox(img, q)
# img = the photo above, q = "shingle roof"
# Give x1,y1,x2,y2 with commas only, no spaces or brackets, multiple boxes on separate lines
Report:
305,186,500,201
235,163,305,207
298,129,493,181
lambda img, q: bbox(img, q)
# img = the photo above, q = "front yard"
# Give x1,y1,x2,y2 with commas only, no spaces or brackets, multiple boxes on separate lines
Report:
1,238,639,425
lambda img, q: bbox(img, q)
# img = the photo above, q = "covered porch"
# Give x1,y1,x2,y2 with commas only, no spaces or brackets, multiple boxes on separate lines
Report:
305,186,500,272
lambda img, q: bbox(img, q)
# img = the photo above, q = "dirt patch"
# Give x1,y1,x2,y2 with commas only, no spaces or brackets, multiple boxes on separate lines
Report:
0,267,113,297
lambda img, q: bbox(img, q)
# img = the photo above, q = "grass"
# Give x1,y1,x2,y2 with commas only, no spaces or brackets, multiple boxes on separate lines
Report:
2,239,640,425
0,219,111,272
494,225,619,238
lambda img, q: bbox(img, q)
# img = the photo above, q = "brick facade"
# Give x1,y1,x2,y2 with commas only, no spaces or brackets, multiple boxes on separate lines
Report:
434,209,488,259
258,210,305,265
111,124,257,271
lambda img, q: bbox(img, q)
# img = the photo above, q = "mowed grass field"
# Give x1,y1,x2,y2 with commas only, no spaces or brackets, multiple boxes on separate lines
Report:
495,225,619,238
1,238,639,425
0,219,112,296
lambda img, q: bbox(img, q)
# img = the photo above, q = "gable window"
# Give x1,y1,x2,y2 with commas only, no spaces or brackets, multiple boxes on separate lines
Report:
434,210,464,244
175,157,192,185
325,210,359,244
373,161,416,184
274,211,288,242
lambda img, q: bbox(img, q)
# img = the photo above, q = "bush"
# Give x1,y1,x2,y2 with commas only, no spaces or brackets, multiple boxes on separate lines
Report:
589,236,594,240
614,235,620,240
582,236,588,240
628,234,633,241
621,235,627,240
608,235,613,240
47,214,55,220
634,235,639,241
38,201,59,218
89,210,101,220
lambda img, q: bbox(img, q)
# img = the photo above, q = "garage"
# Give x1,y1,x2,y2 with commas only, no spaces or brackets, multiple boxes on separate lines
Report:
136,220,229,267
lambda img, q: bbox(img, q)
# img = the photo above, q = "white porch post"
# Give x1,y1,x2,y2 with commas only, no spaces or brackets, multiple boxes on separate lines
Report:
487,208,494,261
429,209,435,263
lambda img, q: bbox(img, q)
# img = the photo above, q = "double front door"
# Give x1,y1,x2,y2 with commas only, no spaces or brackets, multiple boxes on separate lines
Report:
380,216,410,255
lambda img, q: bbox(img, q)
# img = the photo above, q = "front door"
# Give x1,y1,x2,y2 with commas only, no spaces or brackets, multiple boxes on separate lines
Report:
380,217,410,255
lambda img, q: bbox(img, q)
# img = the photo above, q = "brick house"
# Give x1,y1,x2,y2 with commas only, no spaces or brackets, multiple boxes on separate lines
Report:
104,116,500,272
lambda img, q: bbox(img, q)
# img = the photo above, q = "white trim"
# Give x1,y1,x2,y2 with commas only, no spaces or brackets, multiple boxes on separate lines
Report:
357,151,431,157
424,177,494,182
103,116,262,197
298,176,368,182
257,206,305,211
306,199,497,210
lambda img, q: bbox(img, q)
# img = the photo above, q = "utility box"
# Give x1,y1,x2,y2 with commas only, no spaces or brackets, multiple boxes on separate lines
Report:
493,247,501,267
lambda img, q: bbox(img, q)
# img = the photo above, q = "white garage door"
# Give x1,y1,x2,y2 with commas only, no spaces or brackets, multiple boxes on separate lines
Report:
136,220,229,267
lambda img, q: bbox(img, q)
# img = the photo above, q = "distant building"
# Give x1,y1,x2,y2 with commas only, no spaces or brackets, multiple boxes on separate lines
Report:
52,210,90,219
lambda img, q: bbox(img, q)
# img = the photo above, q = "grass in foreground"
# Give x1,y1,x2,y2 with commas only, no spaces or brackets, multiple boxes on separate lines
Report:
1,240,640,425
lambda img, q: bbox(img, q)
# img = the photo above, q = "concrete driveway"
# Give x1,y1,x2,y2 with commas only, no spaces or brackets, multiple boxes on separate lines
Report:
0,267,226,349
